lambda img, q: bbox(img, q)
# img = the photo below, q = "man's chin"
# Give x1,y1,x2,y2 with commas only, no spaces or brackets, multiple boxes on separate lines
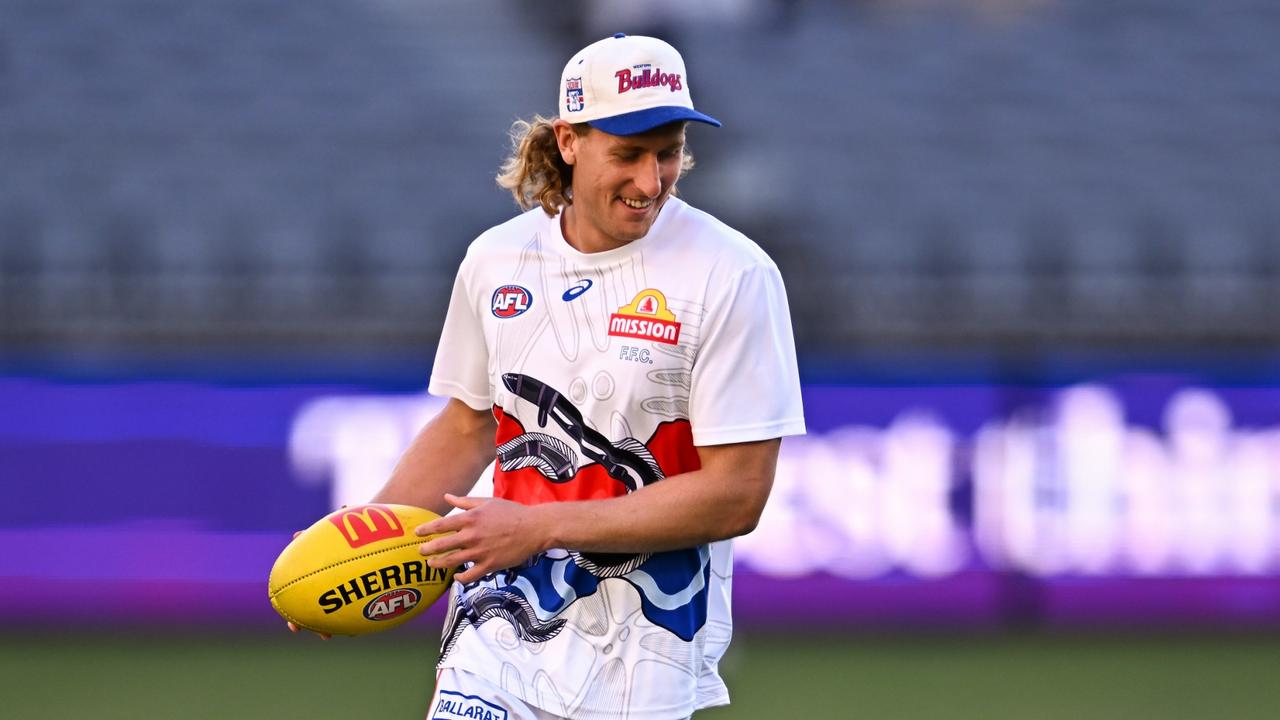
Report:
613,226,650,244
619,210,663,236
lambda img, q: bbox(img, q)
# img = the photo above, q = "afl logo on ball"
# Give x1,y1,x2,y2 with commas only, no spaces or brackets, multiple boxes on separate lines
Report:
491,285,532,318
363,587,421,621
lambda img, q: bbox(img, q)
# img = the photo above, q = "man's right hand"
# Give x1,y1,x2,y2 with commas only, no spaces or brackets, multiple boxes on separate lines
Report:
284,530,331,640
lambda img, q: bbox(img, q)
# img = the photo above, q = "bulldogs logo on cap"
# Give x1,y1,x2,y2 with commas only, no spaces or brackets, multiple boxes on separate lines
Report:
615,64,682,94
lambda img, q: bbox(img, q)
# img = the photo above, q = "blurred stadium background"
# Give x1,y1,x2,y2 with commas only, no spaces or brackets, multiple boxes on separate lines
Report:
3,0,1279,717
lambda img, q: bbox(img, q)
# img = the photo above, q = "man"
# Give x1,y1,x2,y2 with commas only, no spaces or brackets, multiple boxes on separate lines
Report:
377,33,805,719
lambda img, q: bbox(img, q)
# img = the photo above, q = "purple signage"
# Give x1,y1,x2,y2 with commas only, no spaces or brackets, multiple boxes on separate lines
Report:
3,376,1280,628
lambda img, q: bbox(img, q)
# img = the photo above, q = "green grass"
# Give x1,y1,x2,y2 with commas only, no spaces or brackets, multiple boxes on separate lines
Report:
2,628,1277,719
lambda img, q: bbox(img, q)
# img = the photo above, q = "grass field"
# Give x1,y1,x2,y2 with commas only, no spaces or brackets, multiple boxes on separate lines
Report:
2,628,1277,719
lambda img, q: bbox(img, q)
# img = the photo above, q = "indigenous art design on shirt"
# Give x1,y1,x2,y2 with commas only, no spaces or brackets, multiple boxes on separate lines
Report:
439,372,709,662
426,198,806,719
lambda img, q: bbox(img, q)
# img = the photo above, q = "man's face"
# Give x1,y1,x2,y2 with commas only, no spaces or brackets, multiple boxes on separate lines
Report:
556,121,687,251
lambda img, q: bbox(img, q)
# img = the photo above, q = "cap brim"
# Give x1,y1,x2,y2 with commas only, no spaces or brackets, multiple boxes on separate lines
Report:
586,106,722,136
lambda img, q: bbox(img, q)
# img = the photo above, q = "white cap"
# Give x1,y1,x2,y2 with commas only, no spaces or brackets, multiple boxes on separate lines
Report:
559,33,721,135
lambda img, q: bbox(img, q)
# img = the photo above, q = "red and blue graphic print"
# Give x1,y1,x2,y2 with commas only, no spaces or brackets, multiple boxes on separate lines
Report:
439,373,709,660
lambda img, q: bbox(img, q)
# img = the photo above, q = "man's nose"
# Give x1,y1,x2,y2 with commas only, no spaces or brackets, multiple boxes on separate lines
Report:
633,156,661,198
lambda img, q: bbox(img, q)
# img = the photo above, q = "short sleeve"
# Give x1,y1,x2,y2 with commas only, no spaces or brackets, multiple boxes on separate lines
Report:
427,255,492,411
689,262,806,446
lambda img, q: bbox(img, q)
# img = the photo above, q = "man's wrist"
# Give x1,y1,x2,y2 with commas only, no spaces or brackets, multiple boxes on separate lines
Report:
529,502,565,553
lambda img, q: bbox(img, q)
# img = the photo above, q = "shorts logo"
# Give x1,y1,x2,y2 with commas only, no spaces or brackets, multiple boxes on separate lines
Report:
491,285,532,318
327,505,404,548
562,278,592,301
565,77,584,112
363,587,421,621
432,691,508,720
608,288,681,345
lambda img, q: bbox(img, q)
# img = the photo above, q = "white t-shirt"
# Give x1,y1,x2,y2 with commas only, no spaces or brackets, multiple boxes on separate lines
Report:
428,196,805,720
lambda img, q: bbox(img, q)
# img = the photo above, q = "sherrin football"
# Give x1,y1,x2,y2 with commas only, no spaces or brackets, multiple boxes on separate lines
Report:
269,504,454,636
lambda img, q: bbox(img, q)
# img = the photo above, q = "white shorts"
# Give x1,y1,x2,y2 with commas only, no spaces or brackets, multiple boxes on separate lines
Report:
426,668,562,720
425,668,693,720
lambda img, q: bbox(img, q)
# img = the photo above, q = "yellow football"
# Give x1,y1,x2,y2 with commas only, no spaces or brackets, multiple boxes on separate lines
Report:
268,504,454,636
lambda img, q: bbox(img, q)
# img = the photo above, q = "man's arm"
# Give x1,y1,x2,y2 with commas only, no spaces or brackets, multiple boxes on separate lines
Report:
371,397,497,516
286,397,492,637
416,438,780,583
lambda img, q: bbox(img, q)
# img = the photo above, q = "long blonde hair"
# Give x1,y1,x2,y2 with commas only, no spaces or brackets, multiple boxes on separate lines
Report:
496,116,695,217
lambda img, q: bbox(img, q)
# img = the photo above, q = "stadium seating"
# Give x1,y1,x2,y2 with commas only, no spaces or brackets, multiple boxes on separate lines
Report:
1,0,1277,353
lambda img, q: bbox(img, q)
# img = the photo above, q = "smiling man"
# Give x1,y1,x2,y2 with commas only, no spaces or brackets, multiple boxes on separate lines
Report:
370,34,805,719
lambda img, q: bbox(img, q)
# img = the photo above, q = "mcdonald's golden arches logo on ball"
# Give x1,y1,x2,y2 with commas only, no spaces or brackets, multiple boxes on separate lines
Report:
328,504,406,548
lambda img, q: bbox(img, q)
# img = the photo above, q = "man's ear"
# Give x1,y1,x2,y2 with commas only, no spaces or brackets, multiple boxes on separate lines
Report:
552,120,581,165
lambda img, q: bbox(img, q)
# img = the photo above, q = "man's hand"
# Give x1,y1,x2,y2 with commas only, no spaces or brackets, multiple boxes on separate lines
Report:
286,620,331,640
284,530,331,640
415,494,548,584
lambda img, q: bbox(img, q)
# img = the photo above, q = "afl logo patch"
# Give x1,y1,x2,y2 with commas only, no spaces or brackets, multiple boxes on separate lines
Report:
562,278,593,301
363,587,421,621
491,285,532,318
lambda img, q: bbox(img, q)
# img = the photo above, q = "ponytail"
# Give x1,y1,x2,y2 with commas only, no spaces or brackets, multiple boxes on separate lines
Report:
496,115,583,216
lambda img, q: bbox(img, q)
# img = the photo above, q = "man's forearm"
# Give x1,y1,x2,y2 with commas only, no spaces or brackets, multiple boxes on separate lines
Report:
372,398,496,516
532,438,779,554
417,438,780,582
531,471,759,554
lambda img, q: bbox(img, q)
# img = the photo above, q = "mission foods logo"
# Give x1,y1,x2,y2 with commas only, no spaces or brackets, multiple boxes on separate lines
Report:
327,505,404,549
491,285,532,318
609,289,681,345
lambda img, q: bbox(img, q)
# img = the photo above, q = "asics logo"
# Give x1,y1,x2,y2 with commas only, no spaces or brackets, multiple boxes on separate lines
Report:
562,279,593,302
